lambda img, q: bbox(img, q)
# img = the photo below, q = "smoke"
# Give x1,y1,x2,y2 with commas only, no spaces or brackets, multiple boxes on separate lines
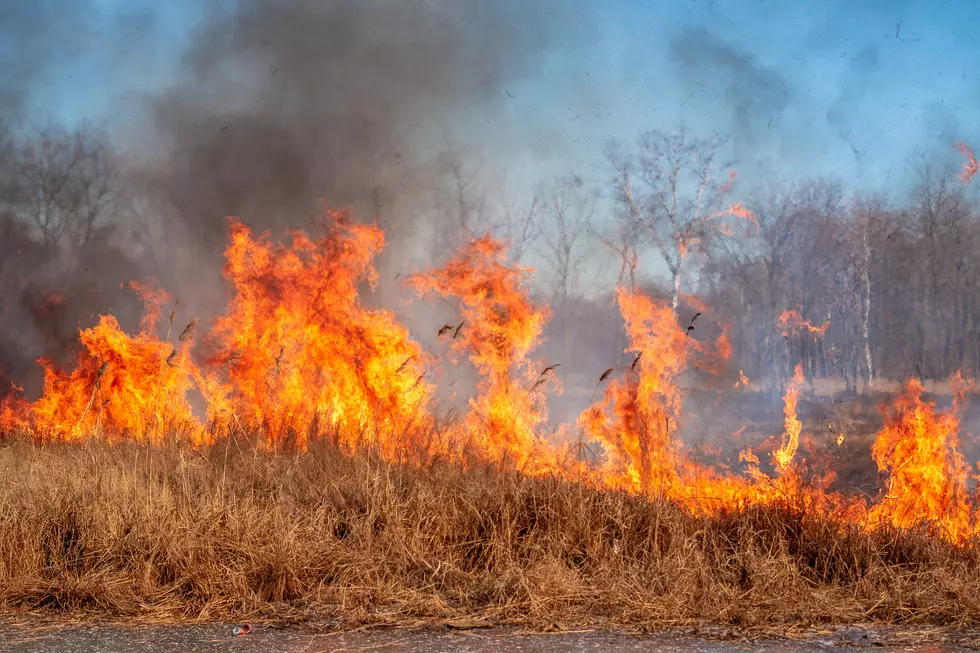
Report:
826,46,881,162
669,26,792,165
131,0,578,305
0,0,582,396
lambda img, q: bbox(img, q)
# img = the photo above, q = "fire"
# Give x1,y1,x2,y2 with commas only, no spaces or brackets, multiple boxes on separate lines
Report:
735,369,750,389
869,378,973,541
579,289,691,495
715,202,756,222
772,363,805,473
412,235,558,471
206,215,432,454
4,282,204,444
953,141,978,184
778,310,829,338
4,206,980,545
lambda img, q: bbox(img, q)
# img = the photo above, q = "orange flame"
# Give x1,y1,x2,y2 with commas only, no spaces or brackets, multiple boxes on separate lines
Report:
8,282,204,444
773,363,805,473
735,369,750,389
869,378,974,541
579,290,691,495
778,310,829,338
412,235,557,470
953,141,978,184
206,214,432,454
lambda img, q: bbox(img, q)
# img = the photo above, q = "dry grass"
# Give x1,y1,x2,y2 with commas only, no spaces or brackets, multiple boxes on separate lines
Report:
2,435,980,629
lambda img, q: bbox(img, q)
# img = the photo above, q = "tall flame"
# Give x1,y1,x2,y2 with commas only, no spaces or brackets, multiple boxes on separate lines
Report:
579,290,691,495
206,214,432,454
870,378,973,541
773,362,805,473
412,235,557,470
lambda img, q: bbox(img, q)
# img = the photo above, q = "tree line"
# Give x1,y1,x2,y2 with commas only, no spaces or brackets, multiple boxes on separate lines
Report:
1,121,978,398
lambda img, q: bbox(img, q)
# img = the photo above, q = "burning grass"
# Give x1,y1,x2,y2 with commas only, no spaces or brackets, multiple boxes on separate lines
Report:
3,437,980,628
5,213,980,629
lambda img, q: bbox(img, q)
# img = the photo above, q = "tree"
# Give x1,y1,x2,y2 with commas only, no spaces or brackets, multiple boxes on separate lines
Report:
609,127,742,309
537,176,597,333
849,196,890,390
6,125,116,276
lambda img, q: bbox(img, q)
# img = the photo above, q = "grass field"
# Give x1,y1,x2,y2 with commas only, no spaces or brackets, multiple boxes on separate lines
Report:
2,425,980,630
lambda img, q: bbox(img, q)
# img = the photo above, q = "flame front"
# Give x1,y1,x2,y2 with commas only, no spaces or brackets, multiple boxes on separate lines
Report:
2,213,980,545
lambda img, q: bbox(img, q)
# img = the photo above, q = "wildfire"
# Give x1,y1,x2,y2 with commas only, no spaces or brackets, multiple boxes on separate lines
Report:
3,282,204,444
2,208,980,545
206,215,432,454
579,290,691,495
412,235,558,471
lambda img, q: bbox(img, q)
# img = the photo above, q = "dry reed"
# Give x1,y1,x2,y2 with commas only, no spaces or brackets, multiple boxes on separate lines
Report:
1,435,979,628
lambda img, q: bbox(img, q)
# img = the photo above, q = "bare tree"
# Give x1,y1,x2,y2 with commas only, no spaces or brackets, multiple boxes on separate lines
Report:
491,180,542,266
537,176,597,329
849,196,890,390
7,125,116,276
610,127,742,309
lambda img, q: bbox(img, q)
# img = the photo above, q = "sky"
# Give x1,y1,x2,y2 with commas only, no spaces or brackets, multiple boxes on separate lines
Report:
3,0,979,198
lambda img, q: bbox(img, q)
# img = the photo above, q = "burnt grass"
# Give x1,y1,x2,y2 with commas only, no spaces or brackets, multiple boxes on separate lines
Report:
2,413,980,630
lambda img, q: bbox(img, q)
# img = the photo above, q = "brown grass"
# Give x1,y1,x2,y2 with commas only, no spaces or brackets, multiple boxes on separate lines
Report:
1,435,980,629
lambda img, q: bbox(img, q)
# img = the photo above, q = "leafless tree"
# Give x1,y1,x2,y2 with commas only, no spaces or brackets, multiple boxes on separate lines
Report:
536,176,597,330
849,195,891,390
490,180,542,266
6,125,117,276
610,127,742,309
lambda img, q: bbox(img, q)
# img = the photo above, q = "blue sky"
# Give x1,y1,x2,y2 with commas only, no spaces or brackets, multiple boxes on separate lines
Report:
7,0,980,197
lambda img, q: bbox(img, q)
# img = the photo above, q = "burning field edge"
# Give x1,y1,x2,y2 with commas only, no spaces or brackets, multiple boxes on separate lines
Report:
2,437,980,629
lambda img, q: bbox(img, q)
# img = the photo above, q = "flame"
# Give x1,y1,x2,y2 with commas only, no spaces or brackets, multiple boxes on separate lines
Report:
773,363,805,473
778,310,829,338
206,214,432,454
5,282,205,444
714,202,756,222
735,369,750,389
953,141,978,184
869,378,973,541
579,289,691,495
4,206,980,545
412,235,558,470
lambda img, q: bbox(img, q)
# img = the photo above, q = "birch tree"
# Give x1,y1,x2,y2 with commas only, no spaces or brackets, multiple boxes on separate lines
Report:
610,127,742,309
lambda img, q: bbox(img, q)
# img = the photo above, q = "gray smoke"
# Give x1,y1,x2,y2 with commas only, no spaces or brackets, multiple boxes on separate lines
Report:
670,26,792,163
0,0,583,395
135,0,576,287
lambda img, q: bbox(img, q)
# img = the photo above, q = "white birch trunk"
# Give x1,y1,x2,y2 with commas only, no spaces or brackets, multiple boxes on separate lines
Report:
860,222,875,390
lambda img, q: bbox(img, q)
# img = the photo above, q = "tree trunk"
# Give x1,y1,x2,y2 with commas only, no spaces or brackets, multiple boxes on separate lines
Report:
860,225,875,391
670,265,681,310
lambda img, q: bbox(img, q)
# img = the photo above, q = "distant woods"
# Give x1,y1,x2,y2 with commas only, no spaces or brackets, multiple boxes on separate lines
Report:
1,121,977,398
